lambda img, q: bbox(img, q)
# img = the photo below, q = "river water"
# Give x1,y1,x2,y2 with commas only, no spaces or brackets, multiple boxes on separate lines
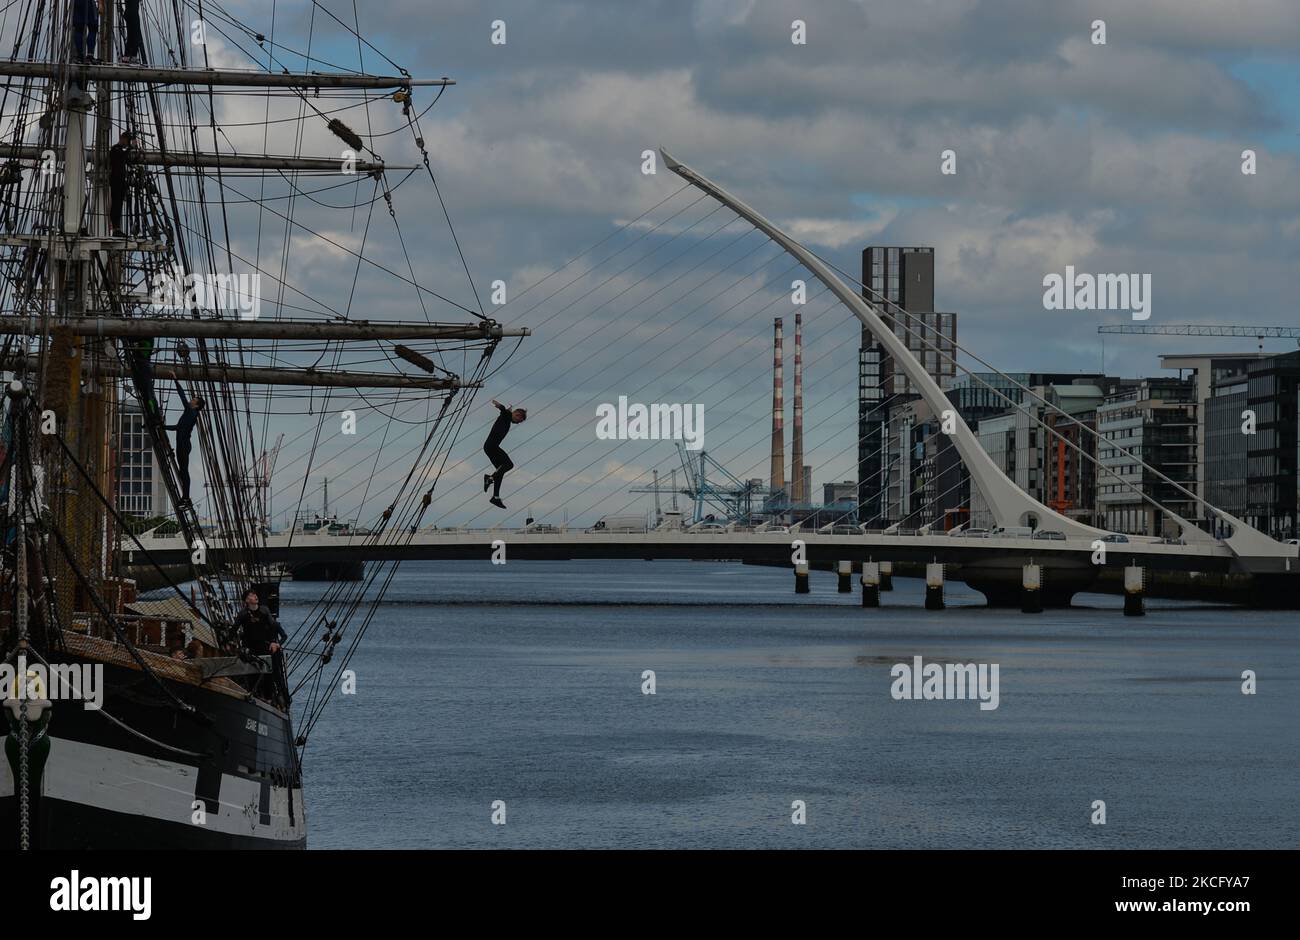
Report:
282,559,1297,849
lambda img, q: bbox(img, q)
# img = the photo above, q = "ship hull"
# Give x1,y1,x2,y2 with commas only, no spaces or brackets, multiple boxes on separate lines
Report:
0,652,306,849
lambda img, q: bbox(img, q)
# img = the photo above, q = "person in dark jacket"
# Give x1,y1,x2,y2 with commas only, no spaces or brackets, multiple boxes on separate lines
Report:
482,398,525,509
164,381,203,506
108,130,134,236
235,589,290,706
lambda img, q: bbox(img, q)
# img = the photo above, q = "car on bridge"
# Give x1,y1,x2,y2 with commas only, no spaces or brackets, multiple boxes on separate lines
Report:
991,525,1034,538
949,528,990,538
1100,533,1130,543
1032,530,1067,540
588,515,649,533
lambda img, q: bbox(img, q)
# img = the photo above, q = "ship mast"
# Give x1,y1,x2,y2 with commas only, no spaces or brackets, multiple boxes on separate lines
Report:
1,1,517,770
0,0,529,852
0,44,490,627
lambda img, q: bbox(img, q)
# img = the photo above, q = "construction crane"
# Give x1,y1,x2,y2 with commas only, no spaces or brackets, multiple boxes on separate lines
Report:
260,434,285,522
1098,324,1300,349
627,468,681,526
232,433,283,532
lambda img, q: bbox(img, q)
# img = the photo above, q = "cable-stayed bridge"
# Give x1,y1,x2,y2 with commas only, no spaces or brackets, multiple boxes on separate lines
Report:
128,521,1297,610
131,522,1276,571
125,152,1300,609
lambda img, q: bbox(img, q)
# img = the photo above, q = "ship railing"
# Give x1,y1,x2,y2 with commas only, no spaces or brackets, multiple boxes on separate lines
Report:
69,611,214,660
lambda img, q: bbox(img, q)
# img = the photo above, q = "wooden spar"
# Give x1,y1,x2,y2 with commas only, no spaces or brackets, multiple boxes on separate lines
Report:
2,315,530,341
0,61,451,89
5,353,476,389
0,144,415,173
393,345,437,373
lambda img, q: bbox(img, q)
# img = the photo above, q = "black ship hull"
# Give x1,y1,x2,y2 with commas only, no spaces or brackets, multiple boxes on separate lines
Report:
1,650,306,849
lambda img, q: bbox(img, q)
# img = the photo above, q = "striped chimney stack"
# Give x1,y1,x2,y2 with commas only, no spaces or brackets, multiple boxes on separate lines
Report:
791,312,804,504
770,318,785,498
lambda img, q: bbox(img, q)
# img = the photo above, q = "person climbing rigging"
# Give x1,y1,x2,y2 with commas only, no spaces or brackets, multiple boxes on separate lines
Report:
108,130,134,237
164,381,203,508
127,334,158,419
482,398,525,509
235,589,290,707
121,0,144,63
71,0,102,63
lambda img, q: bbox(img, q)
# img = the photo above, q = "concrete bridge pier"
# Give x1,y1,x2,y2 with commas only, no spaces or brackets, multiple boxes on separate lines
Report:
794,561,810,594
963,557,1096,608
925,562,945,611
861,562,880,608
1123,566,1145,617
1021,564,1043,614
837,560,852,593
879,561,894,591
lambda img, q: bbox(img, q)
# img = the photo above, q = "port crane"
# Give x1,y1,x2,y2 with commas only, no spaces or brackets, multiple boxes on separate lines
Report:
627,446,768,525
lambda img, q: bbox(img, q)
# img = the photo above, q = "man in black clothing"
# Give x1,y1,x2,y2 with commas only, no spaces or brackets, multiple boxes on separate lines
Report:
164,381,203,506
235,589,290,707
482,398,526,509
108,130,134,236
121,0,144,63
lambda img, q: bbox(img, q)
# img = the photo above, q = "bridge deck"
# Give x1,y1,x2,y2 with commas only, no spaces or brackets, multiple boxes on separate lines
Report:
124,528,1293,575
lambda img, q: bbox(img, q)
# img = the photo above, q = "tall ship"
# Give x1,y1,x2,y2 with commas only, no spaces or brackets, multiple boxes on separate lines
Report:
0,1,518,847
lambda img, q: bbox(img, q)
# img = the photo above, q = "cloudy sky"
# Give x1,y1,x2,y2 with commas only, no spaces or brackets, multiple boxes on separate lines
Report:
27,0,1300,527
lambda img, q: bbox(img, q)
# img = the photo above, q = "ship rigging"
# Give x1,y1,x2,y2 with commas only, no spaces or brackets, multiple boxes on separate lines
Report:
0,0,521,848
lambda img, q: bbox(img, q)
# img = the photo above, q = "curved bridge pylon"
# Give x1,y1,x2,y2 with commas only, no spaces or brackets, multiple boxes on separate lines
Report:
660,149,1294,575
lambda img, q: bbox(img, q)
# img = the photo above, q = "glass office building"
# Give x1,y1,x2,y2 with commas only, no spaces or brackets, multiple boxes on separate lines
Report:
857,246,957,525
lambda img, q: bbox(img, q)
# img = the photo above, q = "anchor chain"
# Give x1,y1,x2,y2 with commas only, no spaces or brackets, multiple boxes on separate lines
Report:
17,700,29,851
10,379,32,850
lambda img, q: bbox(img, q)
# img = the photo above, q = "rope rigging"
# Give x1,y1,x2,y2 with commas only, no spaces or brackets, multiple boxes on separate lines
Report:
0,0,508,776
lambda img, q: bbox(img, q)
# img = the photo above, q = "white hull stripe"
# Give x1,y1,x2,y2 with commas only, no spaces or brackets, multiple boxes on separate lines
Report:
0,736,305,842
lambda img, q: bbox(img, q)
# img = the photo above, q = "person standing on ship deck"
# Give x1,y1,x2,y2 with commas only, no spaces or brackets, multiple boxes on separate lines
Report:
236,589,290,707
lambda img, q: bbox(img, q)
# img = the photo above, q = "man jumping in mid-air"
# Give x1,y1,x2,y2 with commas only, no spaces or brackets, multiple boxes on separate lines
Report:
483,398,525,509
